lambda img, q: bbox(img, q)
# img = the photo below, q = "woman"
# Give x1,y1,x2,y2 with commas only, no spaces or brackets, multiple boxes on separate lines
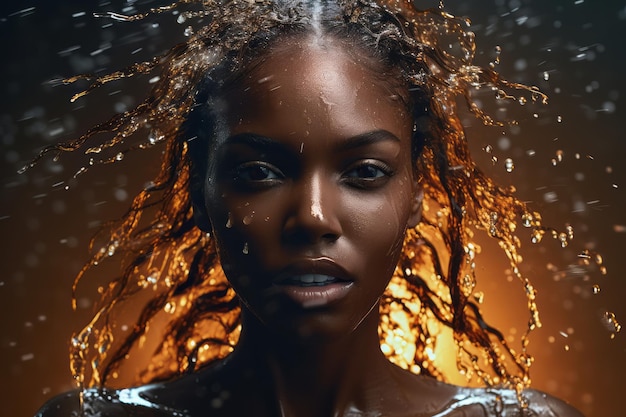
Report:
34,0,583,415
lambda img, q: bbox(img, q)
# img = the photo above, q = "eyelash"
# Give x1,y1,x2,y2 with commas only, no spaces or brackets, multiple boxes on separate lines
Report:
230,160,394,189
232,161,284,185
342,161,394,188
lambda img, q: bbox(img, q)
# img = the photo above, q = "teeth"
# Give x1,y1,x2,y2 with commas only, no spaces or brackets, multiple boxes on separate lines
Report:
300,275,315,284
313,275,330,283
288,274,337,286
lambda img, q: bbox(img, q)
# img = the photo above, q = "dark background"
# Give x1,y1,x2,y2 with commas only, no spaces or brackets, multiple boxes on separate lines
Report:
1,1,625,416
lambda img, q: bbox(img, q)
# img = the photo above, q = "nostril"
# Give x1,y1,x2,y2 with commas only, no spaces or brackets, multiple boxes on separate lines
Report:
321,232,339,242
281,222,340,247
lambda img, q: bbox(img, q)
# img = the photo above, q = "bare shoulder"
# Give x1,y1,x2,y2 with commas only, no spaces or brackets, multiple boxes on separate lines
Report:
455,387,585,417
35,390,82,417
523,388,585,417
409,384,585,417
34,386,184,417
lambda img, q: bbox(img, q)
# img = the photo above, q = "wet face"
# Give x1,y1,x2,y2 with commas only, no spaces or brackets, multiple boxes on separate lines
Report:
196,38,422,340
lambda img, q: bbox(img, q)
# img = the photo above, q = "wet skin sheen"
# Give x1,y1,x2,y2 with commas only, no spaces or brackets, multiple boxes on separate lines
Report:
36,38,585,417
202,40,421,341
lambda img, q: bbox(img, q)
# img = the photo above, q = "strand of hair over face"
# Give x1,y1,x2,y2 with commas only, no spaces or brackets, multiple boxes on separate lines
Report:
23,0,582,402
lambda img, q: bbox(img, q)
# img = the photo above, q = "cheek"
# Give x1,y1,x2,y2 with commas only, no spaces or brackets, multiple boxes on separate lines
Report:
207,194,280,270
346,187,413,265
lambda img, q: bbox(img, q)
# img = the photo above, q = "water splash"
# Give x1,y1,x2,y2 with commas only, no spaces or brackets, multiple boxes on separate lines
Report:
310,0,323,38
601,312,622,339
504,158,515,173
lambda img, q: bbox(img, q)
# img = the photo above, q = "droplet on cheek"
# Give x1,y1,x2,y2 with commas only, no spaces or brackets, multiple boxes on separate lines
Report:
225,212,233,228
242,212,254,225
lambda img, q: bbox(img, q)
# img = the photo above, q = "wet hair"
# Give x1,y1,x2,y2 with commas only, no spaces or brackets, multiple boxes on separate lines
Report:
27,0,559,396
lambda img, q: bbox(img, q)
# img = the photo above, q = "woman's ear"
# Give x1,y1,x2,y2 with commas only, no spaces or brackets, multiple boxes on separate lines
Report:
407,188,424,228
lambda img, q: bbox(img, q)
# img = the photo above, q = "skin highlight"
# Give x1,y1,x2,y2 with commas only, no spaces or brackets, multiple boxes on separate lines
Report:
199,39,425,415
30,2,587,416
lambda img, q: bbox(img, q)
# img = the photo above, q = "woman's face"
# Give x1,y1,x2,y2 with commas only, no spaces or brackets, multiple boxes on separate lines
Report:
198,38,422,340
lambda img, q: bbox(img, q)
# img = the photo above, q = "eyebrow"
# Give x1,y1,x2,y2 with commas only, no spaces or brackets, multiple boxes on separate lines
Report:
334,129,401,152
223,129,401,153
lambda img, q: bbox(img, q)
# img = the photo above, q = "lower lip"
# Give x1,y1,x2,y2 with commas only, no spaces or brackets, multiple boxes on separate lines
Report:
273,281,354,308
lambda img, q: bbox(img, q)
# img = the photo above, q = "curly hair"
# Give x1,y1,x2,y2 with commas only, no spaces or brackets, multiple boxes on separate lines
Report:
25,0,564,398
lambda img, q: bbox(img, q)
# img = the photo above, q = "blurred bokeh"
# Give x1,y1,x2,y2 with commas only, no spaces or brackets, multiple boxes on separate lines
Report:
1,1,624,416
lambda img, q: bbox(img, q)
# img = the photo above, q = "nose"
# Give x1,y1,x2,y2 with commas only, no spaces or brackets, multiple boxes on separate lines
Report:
282,171,342,246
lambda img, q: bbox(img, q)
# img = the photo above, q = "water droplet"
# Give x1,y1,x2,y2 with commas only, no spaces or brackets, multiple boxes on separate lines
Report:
74,166,88,178
543,71,550,81
594,253,603,265
504,158,515,173
613,224,626,233
488,212,498,236
87,146,102,154
557,115,563,123
242,213,253,225
148,130,164,145
556,149,564,162
146,269,159,285
531,229,544,244
164,301,176,314
225,213,232,228
601,311,622,337
521,212,533,228
184,26,193,37
592,285,601,295
242,243,249,255
107,242,117,256
473,291,485,304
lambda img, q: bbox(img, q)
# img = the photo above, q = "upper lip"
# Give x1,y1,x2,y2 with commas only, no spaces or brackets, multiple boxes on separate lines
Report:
273,258,354,285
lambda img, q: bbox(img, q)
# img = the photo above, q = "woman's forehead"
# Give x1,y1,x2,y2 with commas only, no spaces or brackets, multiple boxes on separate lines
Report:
221,40,412,140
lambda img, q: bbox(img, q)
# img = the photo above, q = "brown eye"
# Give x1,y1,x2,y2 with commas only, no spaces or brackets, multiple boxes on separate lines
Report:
234,162,283,183
345,164,386,180
343,161,393,189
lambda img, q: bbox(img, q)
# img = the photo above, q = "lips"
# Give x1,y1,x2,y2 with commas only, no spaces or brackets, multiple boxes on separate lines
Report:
272,258,354,307
283,274,339,286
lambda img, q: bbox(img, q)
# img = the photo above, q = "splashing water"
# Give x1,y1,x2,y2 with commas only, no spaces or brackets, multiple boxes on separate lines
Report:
19,0,603,408
601,312,622,339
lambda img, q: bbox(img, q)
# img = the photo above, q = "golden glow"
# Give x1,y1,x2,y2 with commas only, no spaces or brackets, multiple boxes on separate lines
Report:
19,0,610,399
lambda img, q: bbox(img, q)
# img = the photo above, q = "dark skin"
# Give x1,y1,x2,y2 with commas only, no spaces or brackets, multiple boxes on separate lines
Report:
36,37,584,417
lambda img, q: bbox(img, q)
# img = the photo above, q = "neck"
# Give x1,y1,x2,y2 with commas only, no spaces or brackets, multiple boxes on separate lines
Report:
232,305,395,417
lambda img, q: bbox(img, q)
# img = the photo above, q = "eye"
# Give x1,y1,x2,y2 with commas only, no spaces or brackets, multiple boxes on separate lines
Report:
343,161,393,188
233,161,284,184
345,164,386,179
